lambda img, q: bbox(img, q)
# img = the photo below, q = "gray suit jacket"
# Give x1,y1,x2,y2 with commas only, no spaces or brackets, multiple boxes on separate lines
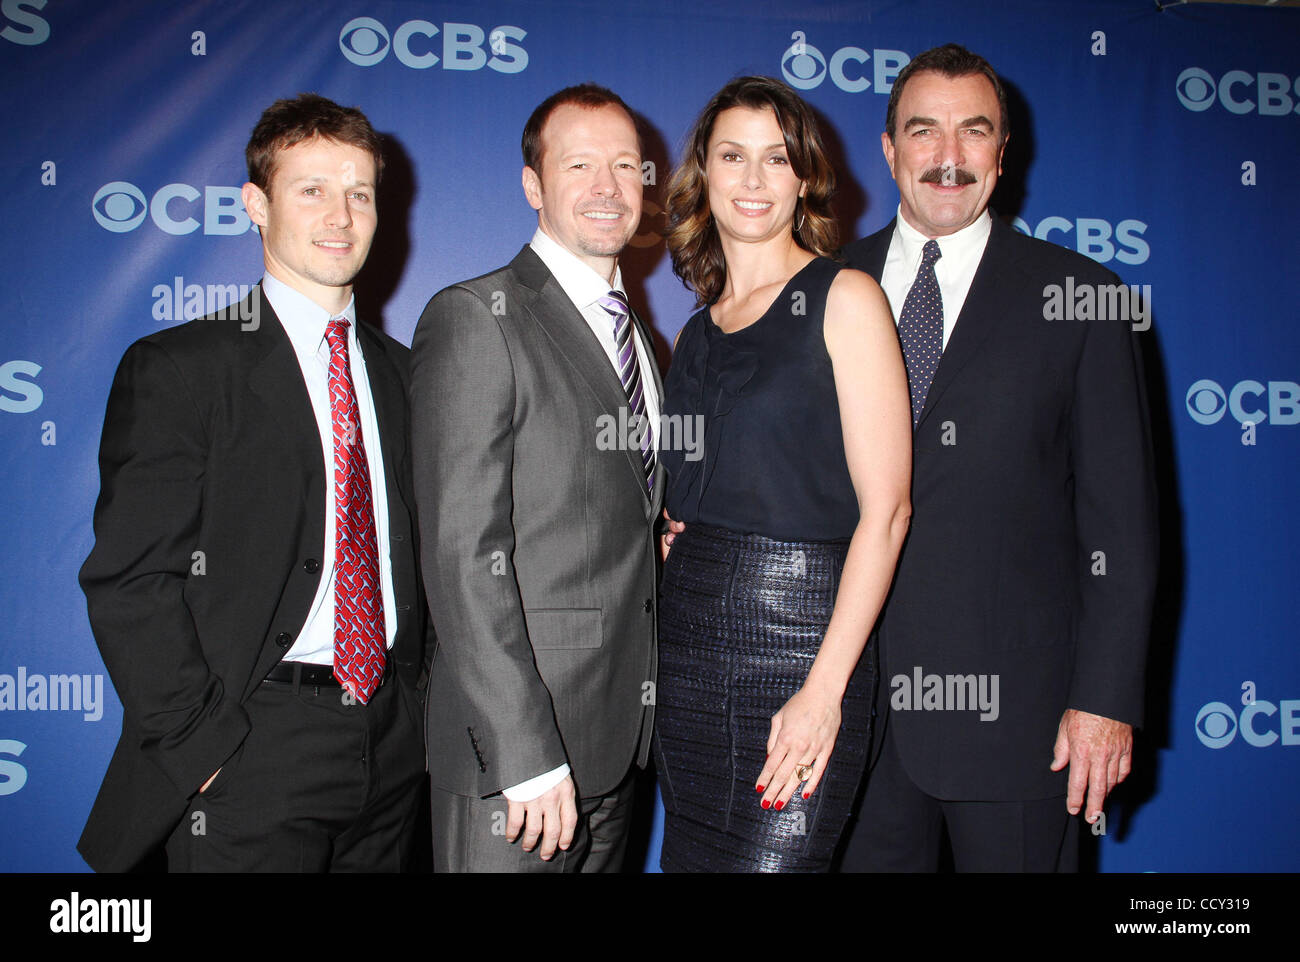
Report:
410,245,663,800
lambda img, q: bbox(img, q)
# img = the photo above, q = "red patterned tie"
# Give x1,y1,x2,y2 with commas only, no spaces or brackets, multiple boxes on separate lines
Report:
325,318,385,703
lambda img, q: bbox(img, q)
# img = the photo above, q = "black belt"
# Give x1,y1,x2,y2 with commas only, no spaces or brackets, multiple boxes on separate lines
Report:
262,662,342,687
262,659,394,690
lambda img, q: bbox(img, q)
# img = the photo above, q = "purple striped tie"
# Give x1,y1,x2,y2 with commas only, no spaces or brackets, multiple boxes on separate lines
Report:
598,290,656,494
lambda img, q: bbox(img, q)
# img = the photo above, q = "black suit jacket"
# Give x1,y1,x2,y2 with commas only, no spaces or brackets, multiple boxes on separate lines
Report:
410,246,662,800
842,217,1158,800
77,288,429,871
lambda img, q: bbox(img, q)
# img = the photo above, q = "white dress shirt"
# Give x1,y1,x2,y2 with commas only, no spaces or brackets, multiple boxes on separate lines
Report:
502,229,662,803
529,227,661,445
260,273,397,665
880,206,993,349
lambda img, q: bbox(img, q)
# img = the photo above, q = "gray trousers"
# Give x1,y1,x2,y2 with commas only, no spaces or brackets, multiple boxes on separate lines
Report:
431,768,637,873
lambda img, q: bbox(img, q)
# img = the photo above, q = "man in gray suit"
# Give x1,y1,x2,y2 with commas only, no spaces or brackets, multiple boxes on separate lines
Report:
410,84,662,872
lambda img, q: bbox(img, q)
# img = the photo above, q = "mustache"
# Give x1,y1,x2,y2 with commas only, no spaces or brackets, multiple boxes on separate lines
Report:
919,165,978,186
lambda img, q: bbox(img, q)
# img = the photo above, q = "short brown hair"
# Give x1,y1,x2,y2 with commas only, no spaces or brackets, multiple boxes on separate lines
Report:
885,44,1009,145
246,93,384,192
665,76,838,306
521,83,640,172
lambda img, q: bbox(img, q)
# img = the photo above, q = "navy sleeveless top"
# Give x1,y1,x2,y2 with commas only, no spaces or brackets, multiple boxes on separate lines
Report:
660,256,859,542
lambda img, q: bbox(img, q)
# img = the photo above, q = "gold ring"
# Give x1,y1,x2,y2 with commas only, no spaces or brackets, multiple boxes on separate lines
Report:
795,764,814,782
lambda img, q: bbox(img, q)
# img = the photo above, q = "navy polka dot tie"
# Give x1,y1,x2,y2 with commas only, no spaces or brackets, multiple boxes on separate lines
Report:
897,239,943,426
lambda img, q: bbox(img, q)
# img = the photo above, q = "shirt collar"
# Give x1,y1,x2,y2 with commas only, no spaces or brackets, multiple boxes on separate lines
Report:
892,205,992,272
260,272,357,359
529,226,625,313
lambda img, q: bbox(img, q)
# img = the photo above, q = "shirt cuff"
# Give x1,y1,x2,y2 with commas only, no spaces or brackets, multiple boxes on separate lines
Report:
502,764,570,802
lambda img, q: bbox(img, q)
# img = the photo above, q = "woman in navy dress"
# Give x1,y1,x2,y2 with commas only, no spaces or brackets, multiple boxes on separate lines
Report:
654,76,912,871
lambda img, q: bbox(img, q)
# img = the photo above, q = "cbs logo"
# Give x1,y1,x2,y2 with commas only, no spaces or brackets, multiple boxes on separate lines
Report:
779,32,908,95
1185,379,1300,426
1009,216,1149,266
1195,700,1300,749
339,17,526,73
1,0,48,46
1176,67,1300,116
0,359,42,414
92,182,253,235
0,740,26,796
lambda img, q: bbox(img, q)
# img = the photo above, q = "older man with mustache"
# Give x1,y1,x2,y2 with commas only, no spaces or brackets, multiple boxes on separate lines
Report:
839,44,1158,872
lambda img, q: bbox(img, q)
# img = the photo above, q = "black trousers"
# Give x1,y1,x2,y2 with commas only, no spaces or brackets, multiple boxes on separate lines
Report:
429,768,637,873
840,720,1079,873
165,668,425,872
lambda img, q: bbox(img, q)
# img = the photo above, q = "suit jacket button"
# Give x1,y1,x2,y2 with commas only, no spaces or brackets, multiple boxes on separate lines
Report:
275,632,293,648
303,558,320,574
643,598,653,613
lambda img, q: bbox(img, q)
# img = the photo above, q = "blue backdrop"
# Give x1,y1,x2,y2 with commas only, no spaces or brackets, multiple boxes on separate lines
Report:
1,0,1297,872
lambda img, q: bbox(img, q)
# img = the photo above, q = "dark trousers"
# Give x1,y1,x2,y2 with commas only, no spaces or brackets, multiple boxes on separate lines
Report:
841,721,1079,872
430,768,637,873
165,668,425,872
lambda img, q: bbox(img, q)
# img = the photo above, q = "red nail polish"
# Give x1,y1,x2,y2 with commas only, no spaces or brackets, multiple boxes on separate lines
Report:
756,784,765,793
761,799,770,809
774,800,784,810
802,791,810,799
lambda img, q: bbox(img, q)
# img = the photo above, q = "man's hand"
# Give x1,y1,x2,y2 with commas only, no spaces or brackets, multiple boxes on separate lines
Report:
1050,708,1133,821
659,509,686,562
199,768,221,793
505,774,578,861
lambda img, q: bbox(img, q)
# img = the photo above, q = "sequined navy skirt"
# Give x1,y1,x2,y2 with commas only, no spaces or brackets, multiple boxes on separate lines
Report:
654,523,875,873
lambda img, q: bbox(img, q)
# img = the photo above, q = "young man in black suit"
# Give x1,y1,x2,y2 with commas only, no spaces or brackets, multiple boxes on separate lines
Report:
78,94,428,872
839,44,1158,871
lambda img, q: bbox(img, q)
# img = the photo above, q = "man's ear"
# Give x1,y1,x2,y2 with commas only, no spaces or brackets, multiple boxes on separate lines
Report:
242,182,269,228
997,133,1009,177
521,166,543,212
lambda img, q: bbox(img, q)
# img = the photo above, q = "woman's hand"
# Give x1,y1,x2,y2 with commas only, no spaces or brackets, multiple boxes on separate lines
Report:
659,509,686,562
756,682,842,810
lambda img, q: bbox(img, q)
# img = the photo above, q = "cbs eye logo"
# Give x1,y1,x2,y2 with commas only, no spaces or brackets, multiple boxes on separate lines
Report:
1176,68,1217,112
781,32,827,91
1195,702,1237,748
1185,379,1227,425
92,182,148,233
339,16,390,66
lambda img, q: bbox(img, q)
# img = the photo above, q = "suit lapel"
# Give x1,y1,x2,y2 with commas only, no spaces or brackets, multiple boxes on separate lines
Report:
630,305,666,512
850,223,892,282
511,246,654,503
244,287,327,507
354,321,410,515
242,287,327,693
